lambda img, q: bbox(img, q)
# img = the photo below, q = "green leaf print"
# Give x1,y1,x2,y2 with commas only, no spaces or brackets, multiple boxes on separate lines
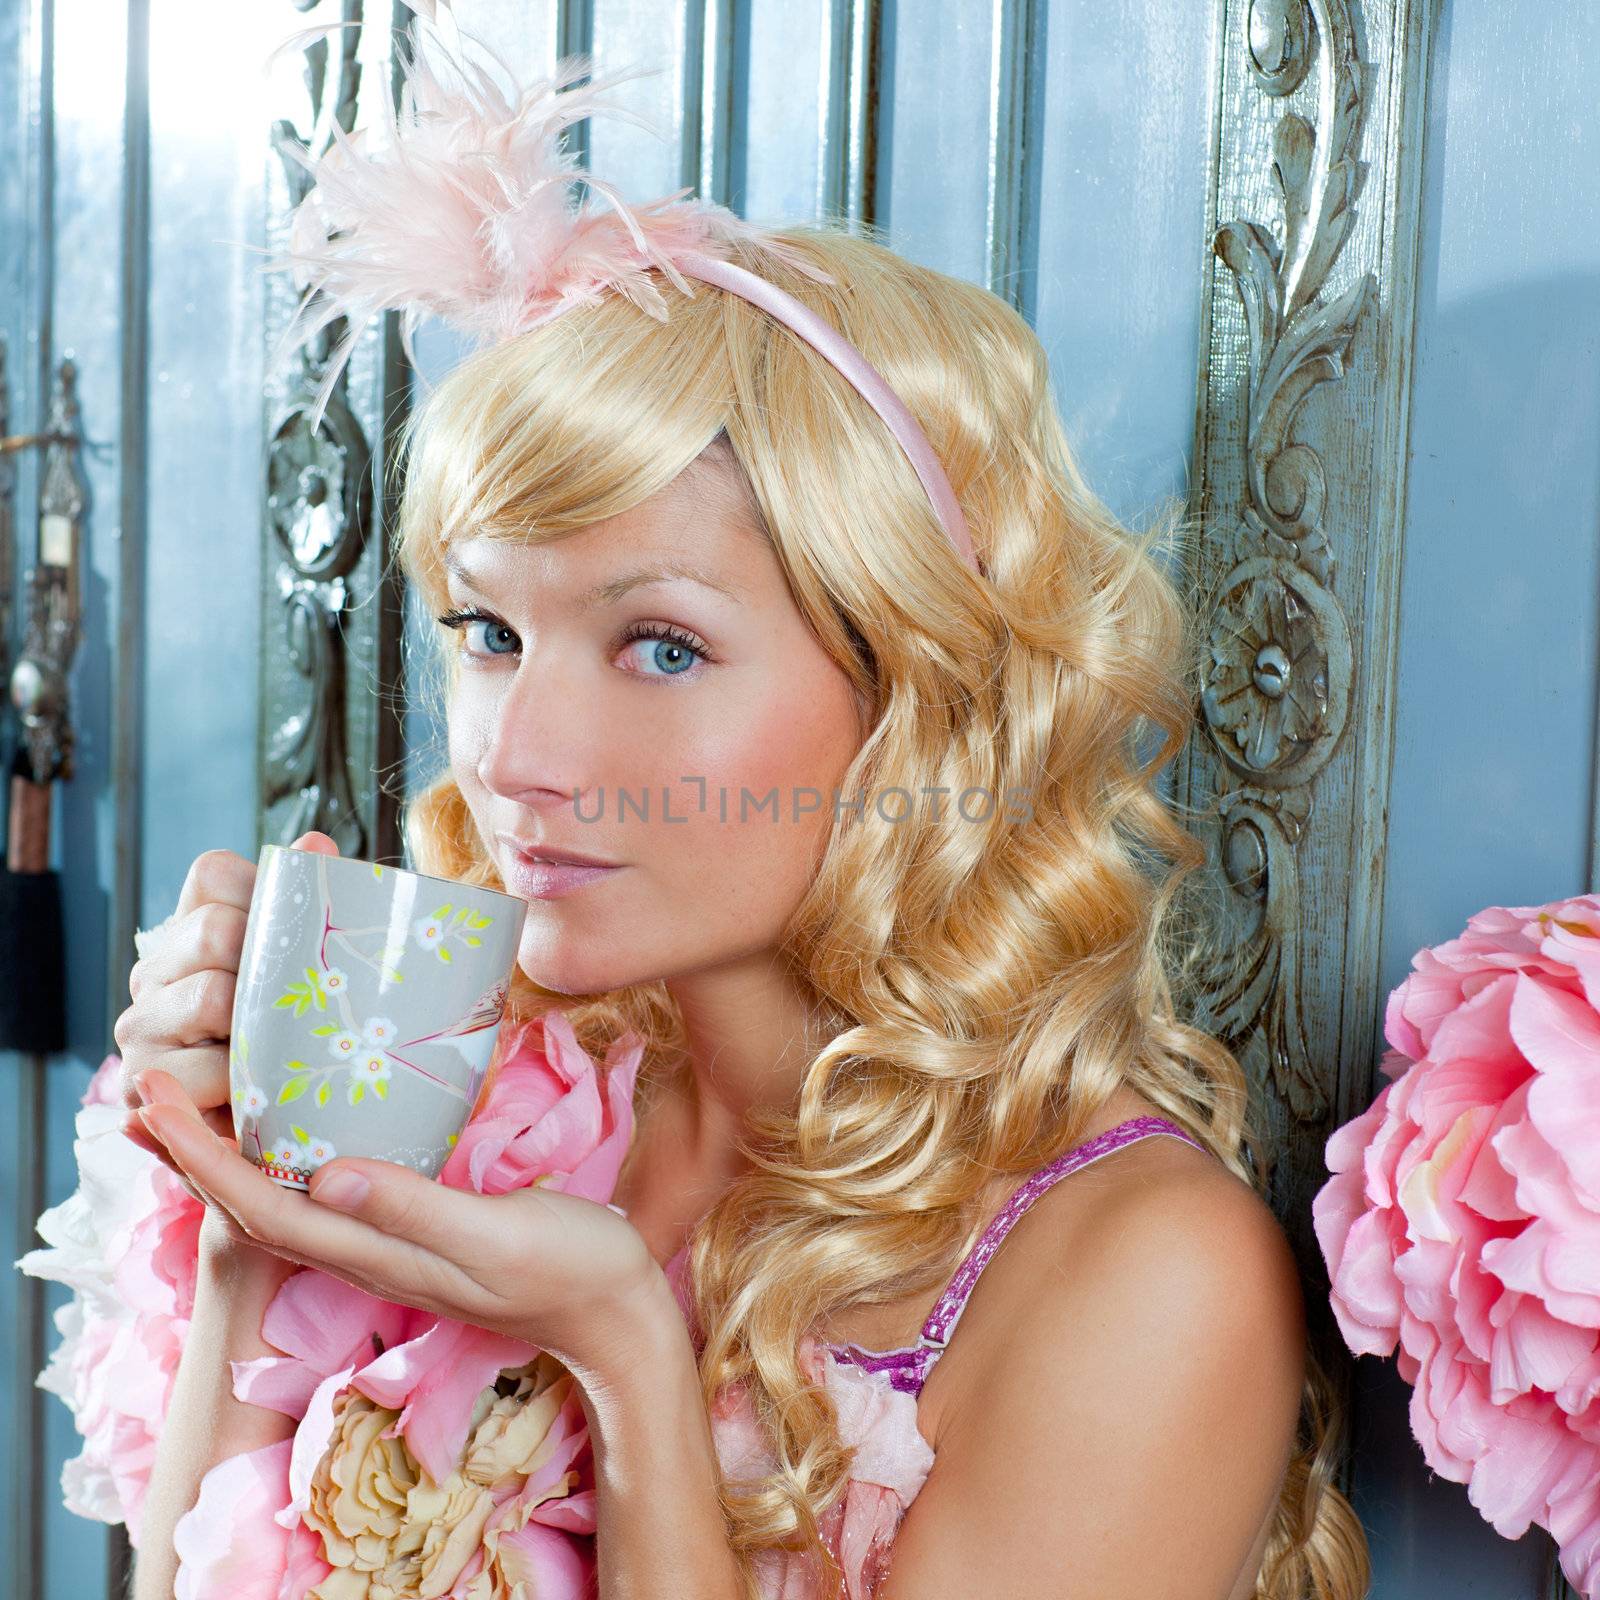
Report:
274,981,318,1017
350,1082,366,1106
437,946,452,964
316,1082,330,1107
291,1124,310,1142
303,967,328,1012
278,1077,309,1105
373,1080,388,1100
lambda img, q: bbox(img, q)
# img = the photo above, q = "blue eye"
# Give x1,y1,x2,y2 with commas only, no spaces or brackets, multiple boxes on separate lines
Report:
617,622,710,680
436,608,519,659
433,608,712,681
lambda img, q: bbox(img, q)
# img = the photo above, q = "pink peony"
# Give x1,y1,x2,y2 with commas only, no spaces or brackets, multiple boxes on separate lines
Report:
15,1051,205,1547
1314,894,1600,1598
171,1438,333,1600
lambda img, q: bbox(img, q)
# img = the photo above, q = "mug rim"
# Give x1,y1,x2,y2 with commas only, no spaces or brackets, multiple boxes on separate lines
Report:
263,843,527,908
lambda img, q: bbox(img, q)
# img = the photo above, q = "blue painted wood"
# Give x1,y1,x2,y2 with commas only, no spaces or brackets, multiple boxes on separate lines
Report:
1366,3,1600,1596
0,0,50,1581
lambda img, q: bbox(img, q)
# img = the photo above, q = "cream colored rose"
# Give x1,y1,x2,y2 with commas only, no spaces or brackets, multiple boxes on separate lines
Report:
305,1387,419,1570
305,1353,588,1600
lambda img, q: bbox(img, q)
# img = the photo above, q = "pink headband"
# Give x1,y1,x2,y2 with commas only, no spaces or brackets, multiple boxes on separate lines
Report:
272,14,980,578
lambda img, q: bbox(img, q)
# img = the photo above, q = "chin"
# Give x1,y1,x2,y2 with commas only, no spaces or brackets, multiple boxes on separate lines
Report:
515,928,655,998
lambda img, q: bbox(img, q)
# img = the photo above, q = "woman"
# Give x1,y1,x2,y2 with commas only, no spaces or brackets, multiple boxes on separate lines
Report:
109,33,1367,1600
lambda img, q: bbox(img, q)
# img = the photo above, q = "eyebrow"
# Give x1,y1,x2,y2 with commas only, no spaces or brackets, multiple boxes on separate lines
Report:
443,549,742,607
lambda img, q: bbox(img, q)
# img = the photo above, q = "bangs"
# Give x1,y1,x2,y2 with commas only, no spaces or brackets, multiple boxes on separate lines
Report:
397,285,737,594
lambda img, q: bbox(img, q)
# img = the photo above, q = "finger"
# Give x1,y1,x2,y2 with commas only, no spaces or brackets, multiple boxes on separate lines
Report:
121,1112,210,1205
127,967,236,1051
115,1046,229,1116
129,901,247,1001
138,1104,494,1309
138,1066,227,1122
292,831,341,857
132,1109,228,1210
173,847,258,925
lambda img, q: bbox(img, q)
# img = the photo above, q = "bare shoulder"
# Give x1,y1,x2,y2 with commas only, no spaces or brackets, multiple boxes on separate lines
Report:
881,1133,1307,1600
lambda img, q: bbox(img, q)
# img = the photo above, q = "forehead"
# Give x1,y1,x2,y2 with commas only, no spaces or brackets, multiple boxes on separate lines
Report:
443,543,745,608
440,448,775,604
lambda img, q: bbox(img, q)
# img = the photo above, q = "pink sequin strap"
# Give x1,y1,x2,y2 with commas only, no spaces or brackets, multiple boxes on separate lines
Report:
827,1115,1208,1395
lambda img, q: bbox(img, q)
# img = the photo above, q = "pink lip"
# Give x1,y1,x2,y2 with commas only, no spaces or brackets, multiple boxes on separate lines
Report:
500,852,624,901
495,831,621,869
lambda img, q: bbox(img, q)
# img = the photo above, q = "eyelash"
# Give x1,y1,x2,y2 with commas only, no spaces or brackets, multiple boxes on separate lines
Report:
433,605,713,681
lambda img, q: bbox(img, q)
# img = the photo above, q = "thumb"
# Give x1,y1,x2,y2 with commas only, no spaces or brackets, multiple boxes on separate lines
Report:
306,1158,479,1257
292,830,341,857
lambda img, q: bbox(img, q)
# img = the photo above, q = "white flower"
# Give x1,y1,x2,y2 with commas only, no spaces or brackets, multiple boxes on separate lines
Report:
327,1030,360,1059
303,1135,337,1167
264,1139,304,1169
412,915,444,949
321,966,350,995
354,1051,392,1083
16,1073,202,1529
362,1015,398,1046
235,1085,268,1116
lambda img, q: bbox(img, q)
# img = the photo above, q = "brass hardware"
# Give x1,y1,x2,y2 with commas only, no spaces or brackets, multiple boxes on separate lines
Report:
0,432,74,456
8,359,85,787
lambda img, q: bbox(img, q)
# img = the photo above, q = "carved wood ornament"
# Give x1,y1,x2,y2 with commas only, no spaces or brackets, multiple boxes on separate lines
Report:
1178,0,1437,1532
261,0,406,864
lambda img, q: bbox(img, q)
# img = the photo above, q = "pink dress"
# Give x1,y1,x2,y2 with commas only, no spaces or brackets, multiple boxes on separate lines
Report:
663,1114,1208,1599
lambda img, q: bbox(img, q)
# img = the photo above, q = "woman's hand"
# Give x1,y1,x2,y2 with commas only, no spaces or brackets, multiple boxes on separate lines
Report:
131,1067,665,1382
112,830,342,1205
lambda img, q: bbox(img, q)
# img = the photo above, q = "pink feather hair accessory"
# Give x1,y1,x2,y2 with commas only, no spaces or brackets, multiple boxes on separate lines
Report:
270,5,979,575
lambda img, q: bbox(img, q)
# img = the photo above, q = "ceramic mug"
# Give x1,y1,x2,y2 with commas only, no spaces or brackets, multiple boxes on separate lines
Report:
228,845,528,1190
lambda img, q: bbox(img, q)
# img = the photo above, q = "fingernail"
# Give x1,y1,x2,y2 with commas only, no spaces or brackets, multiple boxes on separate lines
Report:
132,1073,152,1106
140,1104,197,1143
312,1169,369,1209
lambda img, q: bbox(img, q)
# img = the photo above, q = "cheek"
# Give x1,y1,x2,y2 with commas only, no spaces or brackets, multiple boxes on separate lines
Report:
447,694,486,793
645,676,860,905
446,685,506,859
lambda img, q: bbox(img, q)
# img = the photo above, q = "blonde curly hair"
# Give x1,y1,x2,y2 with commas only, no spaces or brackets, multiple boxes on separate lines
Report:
391,219,1370,1600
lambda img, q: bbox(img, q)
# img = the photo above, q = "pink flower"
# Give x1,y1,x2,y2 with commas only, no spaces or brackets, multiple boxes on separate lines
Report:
171,1439,332,1600
15,1052,205,1547
1314,894,1600,1598
439,1008,642,1201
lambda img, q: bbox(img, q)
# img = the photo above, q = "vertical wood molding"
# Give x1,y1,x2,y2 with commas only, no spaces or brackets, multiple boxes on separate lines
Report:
817,0,881,227
259,0,408,867
1176,0,1437,1485
554,0,594,176
683,0,739,204
109,0,148,1129
985,0,1044,318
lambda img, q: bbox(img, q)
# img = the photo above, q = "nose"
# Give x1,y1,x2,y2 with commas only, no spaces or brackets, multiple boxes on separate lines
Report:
467,660,599,814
